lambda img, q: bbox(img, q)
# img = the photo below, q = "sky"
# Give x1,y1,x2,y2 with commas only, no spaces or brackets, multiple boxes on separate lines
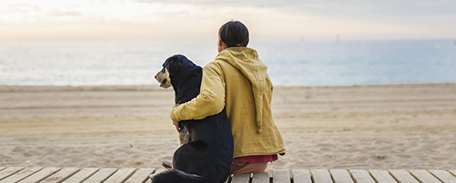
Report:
1,0,456,42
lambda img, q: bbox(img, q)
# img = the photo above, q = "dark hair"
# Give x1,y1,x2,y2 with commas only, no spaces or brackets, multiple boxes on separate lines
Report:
219,20,249,48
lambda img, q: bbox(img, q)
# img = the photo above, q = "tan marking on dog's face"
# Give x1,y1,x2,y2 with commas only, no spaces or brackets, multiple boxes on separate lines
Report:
155,67,171,88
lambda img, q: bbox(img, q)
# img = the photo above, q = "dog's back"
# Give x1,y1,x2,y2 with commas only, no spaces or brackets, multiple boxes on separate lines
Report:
152,55,234,183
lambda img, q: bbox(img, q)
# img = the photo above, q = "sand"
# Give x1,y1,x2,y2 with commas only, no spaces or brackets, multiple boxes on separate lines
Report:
1,83,455,170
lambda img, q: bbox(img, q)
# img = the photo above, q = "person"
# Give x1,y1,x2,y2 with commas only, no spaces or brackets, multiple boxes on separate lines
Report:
169,20,285,174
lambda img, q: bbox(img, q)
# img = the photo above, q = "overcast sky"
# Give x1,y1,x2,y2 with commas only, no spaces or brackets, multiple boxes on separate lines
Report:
1,0,455,42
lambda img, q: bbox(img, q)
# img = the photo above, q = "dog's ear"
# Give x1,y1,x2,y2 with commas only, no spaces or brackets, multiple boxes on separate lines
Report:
164,55,183,75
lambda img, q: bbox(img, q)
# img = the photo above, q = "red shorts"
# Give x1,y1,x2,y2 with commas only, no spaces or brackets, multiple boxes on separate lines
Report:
233,154,278,165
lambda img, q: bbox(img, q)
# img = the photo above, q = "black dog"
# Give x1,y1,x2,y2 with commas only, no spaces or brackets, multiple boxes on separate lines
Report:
152,55,234,183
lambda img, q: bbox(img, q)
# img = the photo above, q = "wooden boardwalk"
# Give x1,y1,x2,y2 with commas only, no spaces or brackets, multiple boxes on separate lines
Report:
1,167,456,183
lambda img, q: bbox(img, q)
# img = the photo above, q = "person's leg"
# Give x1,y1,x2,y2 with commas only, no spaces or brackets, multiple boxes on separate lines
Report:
231,162,268,174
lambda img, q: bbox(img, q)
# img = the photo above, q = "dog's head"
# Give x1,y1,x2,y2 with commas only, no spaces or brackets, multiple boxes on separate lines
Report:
155,55,188,88
155,66,171,88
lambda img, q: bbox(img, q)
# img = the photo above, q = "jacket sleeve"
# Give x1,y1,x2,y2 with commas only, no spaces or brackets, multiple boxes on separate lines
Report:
170,62,226,122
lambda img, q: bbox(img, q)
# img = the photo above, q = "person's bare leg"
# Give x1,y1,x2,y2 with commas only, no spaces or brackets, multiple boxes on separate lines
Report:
231,162,268,174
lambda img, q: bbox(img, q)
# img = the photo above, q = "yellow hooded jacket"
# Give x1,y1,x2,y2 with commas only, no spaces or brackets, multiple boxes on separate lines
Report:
170,47,285,158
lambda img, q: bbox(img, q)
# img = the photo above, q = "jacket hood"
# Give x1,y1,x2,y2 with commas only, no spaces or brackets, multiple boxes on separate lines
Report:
216,47,267,133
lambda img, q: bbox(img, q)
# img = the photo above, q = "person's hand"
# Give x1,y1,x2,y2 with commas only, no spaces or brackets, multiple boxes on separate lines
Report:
173,121,179,133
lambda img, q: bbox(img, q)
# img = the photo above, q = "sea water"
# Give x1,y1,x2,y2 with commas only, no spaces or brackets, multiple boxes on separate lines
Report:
0,39,455,86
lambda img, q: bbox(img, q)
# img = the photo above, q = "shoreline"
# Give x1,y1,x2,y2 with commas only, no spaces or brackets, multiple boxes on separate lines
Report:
1,82,456,169
1,81,455,91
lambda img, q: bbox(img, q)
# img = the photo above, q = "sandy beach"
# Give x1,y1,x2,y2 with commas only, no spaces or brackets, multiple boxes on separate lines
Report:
1,83,455,170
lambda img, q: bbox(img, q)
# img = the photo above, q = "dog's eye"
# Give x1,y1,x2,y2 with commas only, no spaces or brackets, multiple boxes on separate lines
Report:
161,68,165,73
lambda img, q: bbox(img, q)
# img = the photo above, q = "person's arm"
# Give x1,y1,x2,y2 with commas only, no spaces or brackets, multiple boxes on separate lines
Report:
170,62,225,122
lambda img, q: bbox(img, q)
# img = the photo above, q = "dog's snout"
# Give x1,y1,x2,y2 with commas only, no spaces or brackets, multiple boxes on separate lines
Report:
155,67,171,88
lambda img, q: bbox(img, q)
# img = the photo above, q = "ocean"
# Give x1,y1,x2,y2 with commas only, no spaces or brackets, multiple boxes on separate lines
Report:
0,39,455,86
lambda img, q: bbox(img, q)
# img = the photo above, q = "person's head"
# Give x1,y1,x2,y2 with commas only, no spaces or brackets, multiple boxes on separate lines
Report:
217,20,249,52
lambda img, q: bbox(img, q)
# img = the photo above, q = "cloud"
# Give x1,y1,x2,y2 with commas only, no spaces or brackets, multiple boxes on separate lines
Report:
133,0,456,16
47,10,82,18
0,0,455,42
5,4,40,13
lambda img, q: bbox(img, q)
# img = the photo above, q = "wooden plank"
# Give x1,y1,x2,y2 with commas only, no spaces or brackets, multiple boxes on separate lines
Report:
429,170,456,183
224,175,231,183
349,170,375,183
3,167,456,183
148,168,167,182
19,167,61,183
230,173,250,183
330,169,354,183
103,168,136,183
143,168,166,183
62,168,98,183
368,170,397,183
224,174,232,183
140,168,164,183
0,167,42,183
389,169,419,183
252,171,270,183
450,170,456,176
83,168,117,183
311,169,333,183
409,170,441,183
124,168,155,183
292,169,312,183
40,167,80,183
273,169,290,183
144,178,152,183
0,167,24,181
